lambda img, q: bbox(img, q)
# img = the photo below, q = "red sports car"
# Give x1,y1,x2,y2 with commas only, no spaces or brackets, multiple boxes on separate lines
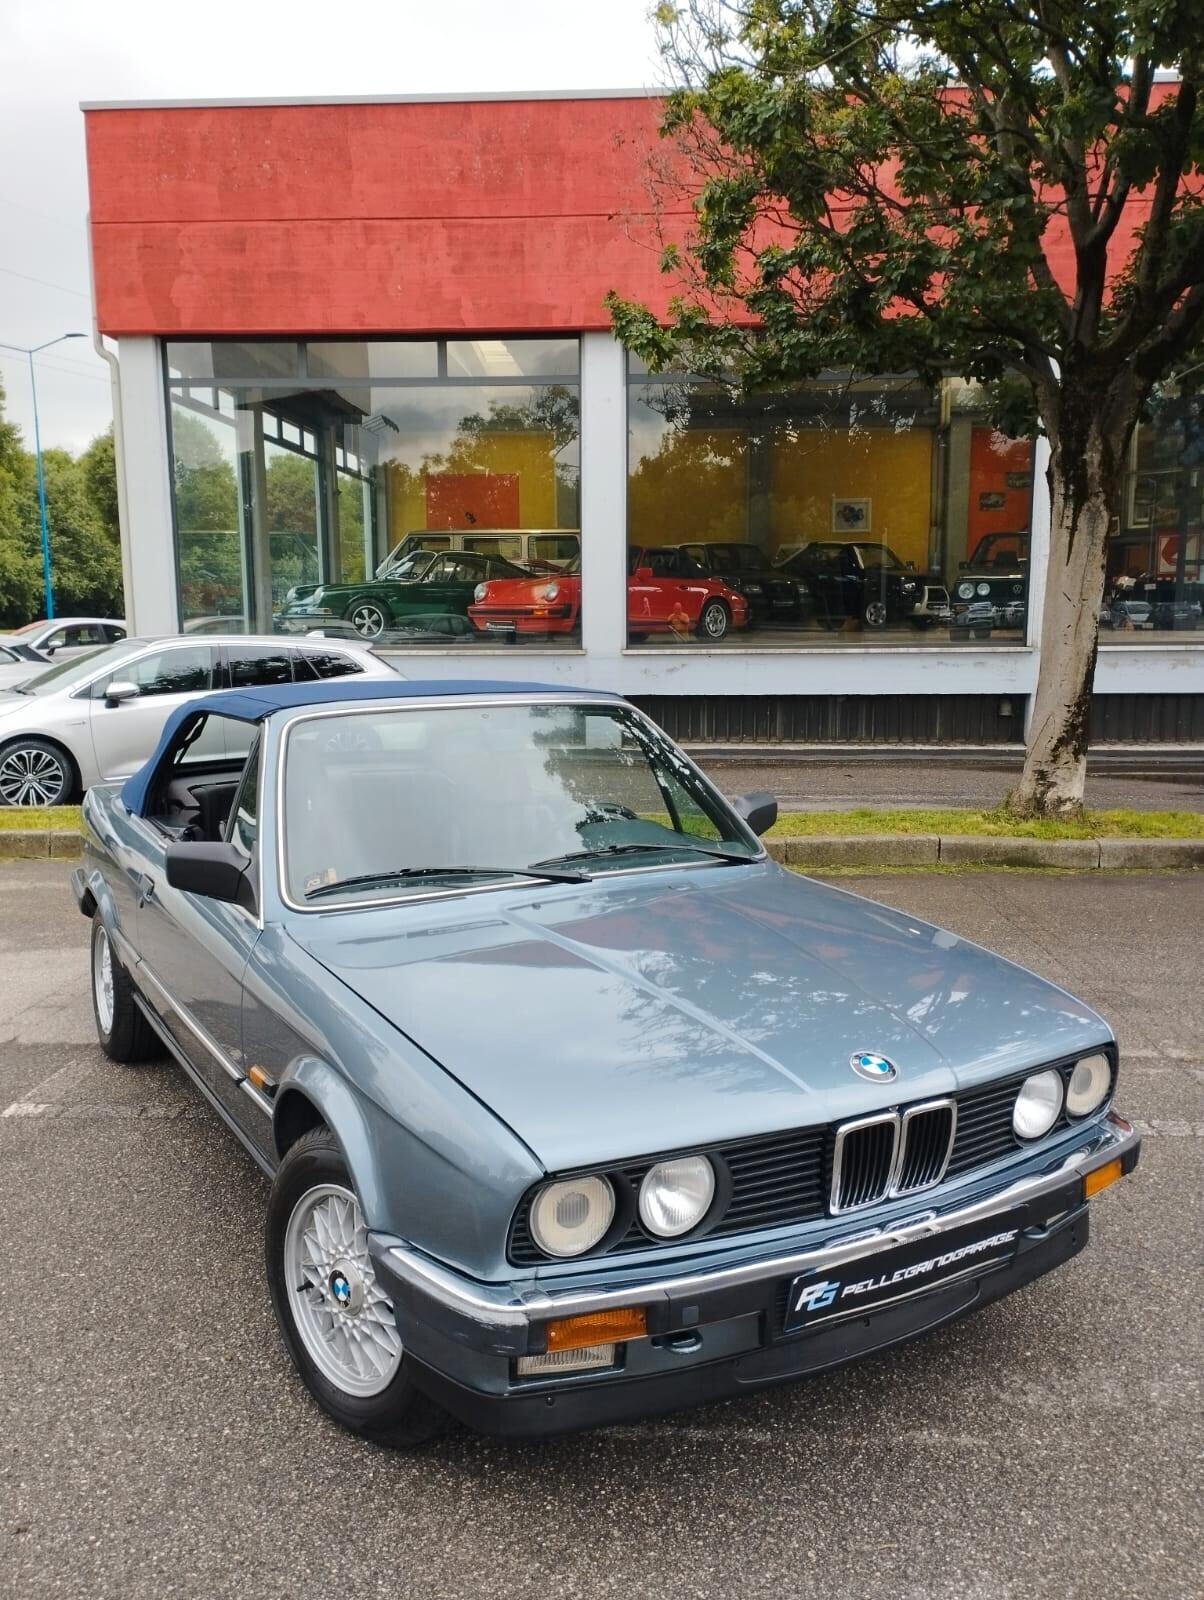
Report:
468,547,750,640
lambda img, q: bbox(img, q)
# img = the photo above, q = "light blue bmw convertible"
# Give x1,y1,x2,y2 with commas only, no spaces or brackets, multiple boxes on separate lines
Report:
74,680,1139,1443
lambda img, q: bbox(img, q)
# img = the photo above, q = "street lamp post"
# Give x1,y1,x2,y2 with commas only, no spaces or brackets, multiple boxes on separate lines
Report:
0,333,88,621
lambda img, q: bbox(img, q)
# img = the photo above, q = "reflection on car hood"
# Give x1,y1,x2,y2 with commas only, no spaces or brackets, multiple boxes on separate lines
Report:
289,863,1111,1170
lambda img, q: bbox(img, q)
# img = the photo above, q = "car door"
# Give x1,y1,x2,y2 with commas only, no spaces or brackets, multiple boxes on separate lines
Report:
425,552,490,617
135,729,272,1160
88,643,217,781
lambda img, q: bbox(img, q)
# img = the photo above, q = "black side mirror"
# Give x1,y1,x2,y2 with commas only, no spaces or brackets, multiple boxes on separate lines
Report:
166,841,255,911
732,791,778,837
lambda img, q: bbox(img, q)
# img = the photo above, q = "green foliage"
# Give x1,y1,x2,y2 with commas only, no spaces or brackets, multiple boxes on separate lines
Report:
0,387,123,626
611,2,1204,449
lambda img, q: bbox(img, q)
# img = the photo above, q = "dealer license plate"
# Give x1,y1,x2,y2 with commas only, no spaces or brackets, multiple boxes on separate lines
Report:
782,1216,1021,1333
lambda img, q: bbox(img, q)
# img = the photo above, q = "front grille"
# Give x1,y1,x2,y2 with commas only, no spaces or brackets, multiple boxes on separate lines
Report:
507,1053,1114,1264
832,1114,898,1212
896,1101,956,1194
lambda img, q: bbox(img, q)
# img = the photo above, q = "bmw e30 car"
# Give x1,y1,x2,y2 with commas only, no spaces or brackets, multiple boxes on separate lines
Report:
74,679,1138,1444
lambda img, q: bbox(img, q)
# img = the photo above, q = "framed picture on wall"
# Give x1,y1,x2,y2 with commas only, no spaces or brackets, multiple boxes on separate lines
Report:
832,497,871,534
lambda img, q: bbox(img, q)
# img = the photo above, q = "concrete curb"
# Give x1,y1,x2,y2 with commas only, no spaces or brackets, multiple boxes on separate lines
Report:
3,830,1204,871
765,835,1204,870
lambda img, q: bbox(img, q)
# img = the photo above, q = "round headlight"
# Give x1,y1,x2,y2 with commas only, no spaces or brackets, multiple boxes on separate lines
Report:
976,581,992,597
1013,1069,1064,1140
958,581,975,599
540,583,560,601
529,1175,614,1257
1066,1052,1111,1117
639,1155,716,1238
473,583,488,602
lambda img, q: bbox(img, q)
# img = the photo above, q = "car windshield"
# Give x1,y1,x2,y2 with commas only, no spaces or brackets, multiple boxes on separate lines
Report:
282,701,761,905
12,642,137,697
967,533,1029,569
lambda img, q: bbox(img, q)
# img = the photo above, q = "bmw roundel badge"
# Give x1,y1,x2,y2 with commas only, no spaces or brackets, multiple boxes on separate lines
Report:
850,1051,898,1083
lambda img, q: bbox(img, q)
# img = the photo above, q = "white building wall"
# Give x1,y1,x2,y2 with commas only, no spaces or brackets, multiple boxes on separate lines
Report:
115,337,179,636
116,331,1204,706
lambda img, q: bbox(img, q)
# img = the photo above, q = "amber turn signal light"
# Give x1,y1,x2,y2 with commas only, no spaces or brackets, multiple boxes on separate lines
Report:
1084,1158,1123,1199
545,1306,648,1352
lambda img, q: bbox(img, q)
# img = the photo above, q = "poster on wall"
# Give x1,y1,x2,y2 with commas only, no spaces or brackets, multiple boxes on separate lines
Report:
832,497,871,534
426,472,520,530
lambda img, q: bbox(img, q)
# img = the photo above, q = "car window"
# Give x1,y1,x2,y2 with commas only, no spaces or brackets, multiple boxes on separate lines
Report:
435,555,484,582
531,536,579,563
99,646,214,698
649,550,679,577
226,645,295,688
0,646,16,665
464,536,522,562
298,649,364,680
103,624,127,642
226,738,261,856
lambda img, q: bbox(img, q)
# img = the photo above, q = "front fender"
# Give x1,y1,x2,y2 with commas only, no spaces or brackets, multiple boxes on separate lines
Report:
273,1058,388,1222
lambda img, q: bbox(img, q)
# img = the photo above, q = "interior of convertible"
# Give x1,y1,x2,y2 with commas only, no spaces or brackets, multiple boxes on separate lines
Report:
143,712,259,844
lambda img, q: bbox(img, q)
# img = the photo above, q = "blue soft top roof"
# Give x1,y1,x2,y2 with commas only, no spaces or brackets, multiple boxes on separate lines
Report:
121,678,619,815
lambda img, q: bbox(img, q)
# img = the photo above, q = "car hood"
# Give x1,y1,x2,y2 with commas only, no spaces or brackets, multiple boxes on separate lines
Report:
475,576,581,600
288,863,1111,1171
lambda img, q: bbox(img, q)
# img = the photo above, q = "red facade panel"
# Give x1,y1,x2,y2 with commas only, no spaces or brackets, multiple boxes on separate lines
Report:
84,97,686,336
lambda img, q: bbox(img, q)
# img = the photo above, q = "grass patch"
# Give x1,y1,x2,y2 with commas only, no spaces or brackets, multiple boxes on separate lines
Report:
0,805,82,831
767,806,1204,840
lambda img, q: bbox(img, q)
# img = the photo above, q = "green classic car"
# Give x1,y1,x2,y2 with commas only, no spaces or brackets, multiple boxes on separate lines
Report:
278,549,533,640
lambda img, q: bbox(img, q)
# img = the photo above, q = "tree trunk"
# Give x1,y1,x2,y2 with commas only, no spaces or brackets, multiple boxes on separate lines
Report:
1012,427,1118,817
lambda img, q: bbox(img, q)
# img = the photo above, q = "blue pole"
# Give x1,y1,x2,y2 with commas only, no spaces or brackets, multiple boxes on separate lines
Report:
27,349,54,621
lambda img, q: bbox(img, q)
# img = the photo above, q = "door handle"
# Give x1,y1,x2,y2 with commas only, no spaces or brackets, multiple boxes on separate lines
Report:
131,870,155,906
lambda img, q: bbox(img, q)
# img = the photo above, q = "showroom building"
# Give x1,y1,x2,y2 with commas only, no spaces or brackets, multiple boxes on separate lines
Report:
82,91,1204,743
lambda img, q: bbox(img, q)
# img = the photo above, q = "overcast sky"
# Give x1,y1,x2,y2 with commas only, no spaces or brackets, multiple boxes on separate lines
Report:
0,0,661,454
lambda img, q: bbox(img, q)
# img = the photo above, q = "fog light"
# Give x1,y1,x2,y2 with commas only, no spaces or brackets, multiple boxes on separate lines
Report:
1084,1157,1123,1199
546,1305,647,1352
1013,1069,1063,1140
516,1345,616,1377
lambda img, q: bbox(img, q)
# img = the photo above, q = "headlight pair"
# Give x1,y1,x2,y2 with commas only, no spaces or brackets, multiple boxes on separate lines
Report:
528,1154,717,1258
1012,1053,1111,1140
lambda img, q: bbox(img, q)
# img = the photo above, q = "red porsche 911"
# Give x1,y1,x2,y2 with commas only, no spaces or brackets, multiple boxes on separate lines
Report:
468,547,750,641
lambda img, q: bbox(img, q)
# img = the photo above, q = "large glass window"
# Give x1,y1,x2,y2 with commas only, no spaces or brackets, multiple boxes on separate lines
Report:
1109,392,1204,639
166,340,581,648
626,361,1033,647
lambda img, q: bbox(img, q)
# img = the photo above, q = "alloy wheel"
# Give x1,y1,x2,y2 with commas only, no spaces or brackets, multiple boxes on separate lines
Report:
348,603,387,640
0,745,68,806
92,925,115,1035
283,1183,403,1397
863,600,889,628
700,602,729,640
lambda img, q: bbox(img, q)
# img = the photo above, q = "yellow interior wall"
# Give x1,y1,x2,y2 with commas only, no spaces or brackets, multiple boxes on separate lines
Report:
629,429,747,544
770,430,933,566
384,432,557,535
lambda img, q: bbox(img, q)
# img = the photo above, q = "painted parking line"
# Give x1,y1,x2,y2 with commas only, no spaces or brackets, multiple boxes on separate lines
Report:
1,1101,204,1120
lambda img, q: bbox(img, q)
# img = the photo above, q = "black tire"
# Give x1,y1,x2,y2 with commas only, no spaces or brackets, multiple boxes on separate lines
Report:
0,736,77,808
909,616,935,631
345,599,388,640
696,599,731,641
266,1127,447,1448
861,598,890,629
90,914,161,1063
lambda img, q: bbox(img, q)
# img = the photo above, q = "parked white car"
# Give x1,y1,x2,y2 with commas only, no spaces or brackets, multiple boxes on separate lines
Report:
0,617,127,659
0,633,399,806
0,641,52,693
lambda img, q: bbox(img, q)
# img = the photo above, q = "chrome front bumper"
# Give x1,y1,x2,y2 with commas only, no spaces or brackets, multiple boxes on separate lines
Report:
371,1112,1139,1359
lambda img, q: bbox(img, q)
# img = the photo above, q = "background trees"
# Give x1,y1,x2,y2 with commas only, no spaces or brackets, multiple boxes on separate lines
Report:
611,0,1204,815
0,384,123,625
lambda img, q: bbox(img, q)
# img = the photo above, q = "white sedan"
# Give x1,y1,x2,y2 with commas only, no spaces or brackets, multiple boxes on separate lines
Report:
0,617,127,659
0,633,399,806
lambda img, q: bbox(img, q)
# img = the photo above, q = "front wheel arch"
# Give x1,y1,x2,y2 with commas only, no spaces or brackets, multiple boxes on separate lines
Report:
273,1087,328,1160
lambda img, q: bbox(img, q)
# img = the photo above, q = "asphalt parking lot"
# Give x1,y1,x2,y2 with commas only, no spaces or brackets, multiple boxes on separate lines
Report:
1,860,1200,1599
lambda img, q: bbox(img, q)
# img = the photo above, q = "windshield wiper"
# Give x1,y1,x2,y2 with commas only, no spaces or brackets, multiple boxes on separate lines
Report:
530,841,756,870
305,863,590,900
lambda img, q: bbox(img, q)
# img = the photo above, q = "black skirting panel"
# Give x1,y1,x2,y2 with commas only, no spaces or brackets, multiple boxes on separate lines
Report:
632,692,1204,745
631,694,1027,745
1089,694,1204,742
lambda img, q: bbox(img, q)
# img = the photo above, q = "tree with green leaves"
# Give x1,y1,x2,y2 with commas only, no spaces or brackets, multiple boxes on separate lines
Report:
609,1,1204,815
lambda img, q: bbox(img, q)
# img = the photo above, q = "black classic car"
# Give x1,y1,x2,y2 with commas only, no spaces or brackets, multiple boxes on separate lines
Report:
953,532,1029,632
778,541,950,630
678,541,808,623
